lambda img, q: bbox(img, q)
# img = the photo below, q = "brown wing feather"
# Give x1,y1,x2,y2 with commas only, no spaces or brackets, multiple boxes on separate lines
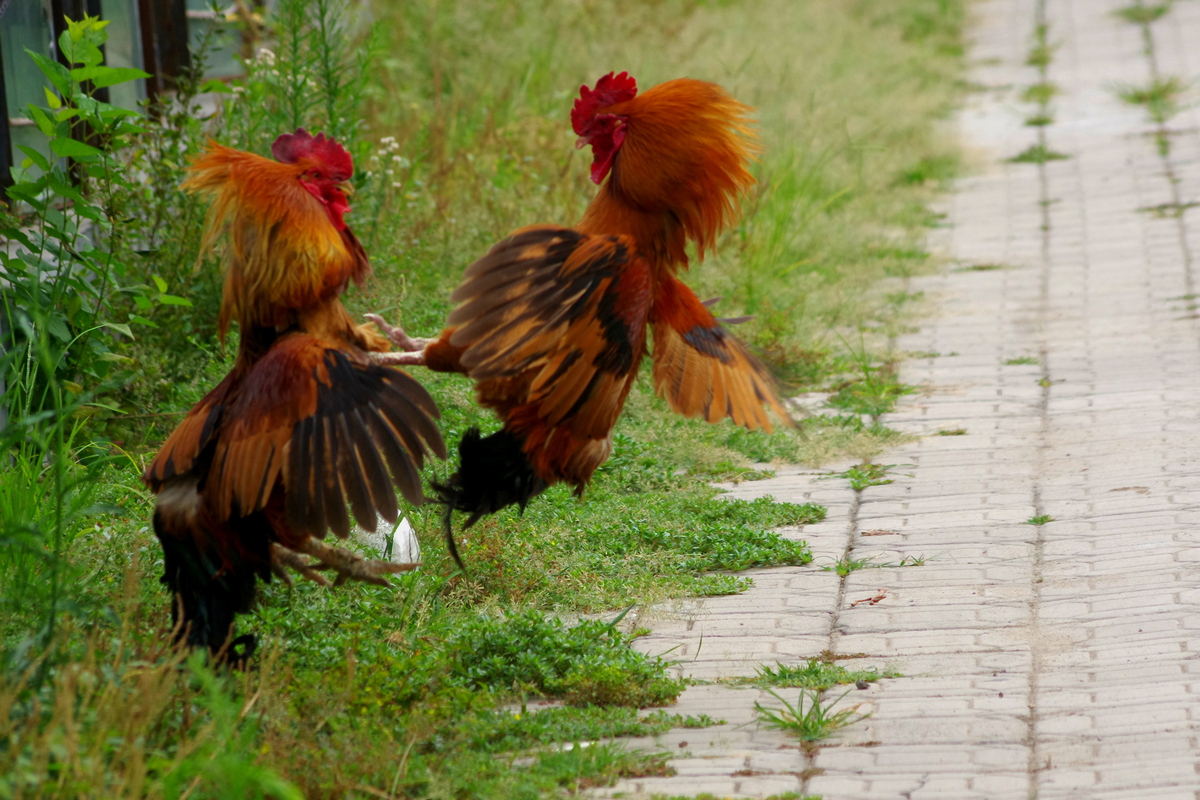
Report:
650,275,792,432
166,333,444,540
447,225,653,440
144,372,239,490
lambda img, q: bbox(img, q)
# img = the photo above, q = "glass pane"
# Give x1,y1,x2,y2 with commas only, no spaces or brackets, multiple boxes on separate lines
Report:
3,0,55,172
2,0,54,120
100,0,146,111
186,0,242,80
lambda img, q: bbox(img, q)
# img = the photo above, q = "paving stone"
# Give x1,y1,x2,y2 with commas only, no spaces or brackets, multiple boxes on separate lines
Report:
593,0,1200,796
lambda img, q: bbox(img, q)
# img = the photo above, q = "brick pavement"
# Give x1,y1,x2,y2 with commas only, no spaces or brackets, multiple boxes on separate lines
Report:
597,0,1200,797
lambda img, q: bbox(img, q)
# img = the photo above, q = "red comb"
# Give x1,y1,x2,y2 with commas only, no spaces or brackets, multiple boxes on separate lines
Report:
271,128,353,180
572,72,638,135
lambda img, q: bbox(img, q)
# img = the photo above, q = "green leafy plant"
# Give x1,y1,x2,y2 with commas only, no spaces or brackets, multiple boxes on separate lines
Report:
1026,514,1055,525
0,14,175,655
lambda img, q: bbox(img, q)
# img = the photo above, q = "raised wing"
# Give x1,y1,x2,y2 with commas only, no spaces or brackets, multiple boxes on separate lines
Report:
146,333,446,540
146,373,237,491
446,225,652,440
650,275,792,432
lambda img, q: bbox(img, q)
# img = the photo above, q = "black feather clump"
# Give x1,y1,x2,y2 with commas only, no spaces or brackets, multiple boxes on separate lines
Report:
154,508,266,664
433,427,548,569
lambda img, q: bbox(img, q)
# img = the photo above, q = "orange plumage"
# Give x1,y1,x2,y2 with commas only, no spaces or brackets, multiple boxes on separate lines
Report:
145,130,444,658
372,73,791,535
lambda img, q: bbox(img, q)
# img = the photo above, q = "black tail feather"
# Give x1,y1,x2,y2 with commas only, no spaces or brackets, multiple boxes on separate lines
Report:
154,509,264,659
432,427,549,569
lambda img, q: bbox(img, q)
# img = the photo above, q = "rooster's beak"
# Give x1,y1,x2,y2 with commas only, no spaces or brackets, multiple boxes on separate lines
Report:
338,180,355,198
575,135,591,150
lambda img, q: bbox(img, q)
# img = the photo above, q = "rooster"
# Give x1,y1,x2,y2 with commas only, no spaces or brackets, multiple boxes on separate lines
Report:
369,72,790,542
144,130,445,658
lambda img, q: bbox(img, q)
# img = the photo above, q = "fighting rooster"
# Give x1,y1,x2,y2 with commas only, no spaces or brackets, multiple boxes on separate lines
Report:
370,72,790,539
145,130,445,657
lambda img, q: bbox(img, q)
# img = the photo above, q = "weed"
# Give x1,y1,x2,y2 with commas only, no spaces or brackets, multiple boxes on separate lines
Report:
1009,144,1070,164
823,557,873,576
1022,82,1059,104
937,427,968,436
734,658,896,690
1006,356,1039,365
755,688,869,742
898,555,928,567
1025,113,1055,126
907,350,941,359
1026,514,1055,525
1117,76,1190,123
1027,41,1058,68
831,463,898,491
1116,3,1172,24
1140,201,1200,218
825,365,915,417
896,154,959,186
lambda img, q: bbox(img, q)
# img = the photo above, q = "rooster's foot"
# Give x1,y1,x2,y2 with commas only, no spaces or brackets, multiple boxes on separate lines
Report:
270,539,418,589
365,313,431,352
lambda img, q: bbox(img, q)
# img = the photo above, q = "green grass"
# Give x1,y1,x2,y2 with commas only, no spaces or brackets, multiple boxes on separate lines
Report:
1,0,967,796
1118,76,1190,124
1006,356,1039,365
755,688,869,742
731,658,898,690
1116,3,1173,24
1009,144,1070,164
937,427,968,436
1141,200,1200,218
1025,112,1055,127
1022,82,1059,104
823,556,873,576
1026,514,1055,525
831,462,900,491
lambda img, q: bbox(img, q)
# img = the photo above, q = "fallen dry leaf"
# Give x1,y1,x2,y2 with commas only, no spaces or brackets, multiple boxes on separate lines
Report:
851,589,889,607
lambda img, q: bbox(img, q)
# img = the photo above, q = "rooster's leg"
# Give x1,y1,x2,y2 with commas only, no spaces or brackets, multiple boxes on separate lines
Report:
368,350,427,367
271,539,419,589
364,313,430,352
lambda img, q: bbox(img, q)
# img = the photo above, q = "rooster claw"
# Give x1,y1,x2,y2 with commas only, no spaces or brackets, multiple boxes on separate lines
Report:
365,313,430,352
270,539,418,590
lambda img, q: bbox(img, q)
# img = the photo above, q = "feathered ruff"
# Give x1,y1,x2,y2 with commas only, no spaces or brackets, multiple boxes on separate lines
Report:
183,142,370,342
577,78,760,270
